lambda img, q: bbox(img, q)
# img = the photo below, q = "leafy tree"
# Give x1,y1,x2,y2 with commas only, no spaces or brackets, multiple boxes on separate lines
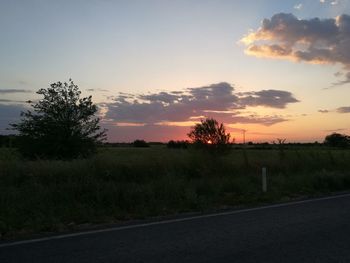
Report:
11,79,106,159
324,133,350,148
188,118,231,150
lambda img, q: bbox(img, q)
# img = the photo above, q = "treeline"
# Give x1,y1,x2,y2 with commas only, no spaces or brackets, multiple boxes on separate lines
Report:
2,133,350,149
102,140,190,148
101,134,350,149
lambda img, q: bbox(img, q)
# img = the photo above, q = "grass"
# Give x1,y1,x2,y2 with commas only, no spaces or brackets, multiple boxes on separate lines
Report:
1,146,350,239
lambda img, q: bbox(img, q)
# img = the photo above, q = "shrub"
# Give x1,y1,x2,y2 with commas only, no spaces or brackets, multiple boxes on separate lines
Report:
324,133,350,148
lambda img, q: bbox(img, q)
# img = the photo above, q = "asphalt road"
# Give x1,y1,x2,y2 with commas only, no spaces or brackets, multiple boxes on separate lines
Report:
1,193,350,263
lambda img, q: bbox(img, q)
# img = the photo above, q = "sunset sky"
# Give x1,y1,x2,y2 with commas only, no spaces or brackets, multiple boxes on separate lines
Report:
1,0,350,142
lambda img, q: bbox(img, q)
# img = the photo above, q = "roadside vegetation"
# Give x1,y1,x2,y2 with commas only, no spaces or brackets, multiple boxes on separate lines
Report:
1,145,350,239
2,80,350,240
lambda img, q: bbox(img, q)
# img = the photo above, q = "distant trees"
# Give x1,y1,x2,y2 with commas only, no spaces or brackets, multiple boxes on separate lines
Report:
133,139,149,147
324,133,350,148
167,140,189,149
11,79,106,159
188,118,231,150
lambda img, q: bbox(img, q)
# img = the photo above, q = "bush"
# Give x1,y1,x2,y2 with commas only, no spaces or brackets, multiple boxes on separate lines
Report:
324,133,350,148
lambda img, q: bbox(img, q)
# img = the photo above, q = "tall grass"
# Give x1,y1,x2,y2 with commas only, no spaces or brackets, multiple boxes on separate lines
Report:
1,147,350,239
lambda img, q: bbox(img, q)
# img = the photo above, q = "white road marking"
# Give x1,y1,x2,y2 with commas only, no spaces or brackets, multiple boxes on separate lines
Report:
1,192,350,248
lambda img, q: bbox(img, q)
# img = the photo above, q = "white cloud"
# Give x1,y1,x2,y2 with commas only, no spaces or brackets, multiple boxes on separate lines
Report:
331,0,339,5
294,3,303,10
320,0,340,4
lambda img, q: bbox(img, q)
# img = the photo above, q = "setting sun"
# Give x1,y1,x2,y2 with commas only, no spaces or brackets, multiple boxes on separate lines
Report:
1,1,350,261
0,1,349,143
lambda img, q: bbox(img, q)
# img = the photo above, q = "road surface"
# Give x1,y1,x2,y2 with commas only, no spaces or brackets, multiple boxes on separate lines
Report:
1,193,350,262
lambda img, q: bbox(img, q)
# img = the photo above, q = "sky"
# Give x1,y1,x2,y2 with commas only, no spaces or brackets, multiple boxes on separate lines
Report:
1,0,350,143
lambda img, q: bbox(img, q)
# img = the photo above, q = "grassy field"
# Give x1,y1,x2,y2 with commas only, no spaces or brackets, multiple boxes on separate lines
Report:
1,146,350,239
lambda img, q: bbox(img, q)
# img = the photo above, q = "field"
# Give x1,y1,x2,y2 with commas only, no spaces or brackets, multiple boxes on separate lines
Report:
1,146,350,240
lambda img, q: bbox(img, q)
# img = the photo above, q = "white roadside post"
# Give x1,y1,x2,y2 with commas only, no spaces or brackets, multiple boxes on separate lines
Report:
262,167,267,192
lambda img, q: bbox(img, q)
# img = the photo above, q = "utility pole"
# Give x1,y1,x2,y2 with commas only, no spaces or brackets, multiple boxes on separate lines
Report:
242,129,246,145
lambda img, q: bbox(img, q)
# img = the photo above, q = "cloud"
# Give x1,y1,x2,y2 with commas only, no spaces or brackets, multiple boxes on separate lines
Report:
336,106,350,113
0,89,32,94
318,107,350,113
0,99,26,103
0,83,298,141
294,3,303,10
241,13,350,85
86,88,110,92
331,0,339,5
238,90,299,108
324,128,347,132
139,92,180,104
104,82,298,128
320,0,340,5
318,109,330,113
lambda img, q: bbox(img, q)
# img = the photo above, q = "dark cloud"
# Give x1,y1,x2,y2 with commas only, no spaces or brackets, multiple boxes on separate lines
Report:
0,89,32,94
242,13,350,85
239,90,299,108
336,106,350,113
105,82,298,127
0,99,26,103
139,92,180,104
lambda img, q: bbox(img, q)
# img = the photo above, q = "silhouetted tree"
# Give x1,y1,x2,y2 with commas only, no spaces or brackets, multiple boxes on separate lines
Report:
188,118,230,150
324,133,350,148
11,79,106,159
133,139,149,147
